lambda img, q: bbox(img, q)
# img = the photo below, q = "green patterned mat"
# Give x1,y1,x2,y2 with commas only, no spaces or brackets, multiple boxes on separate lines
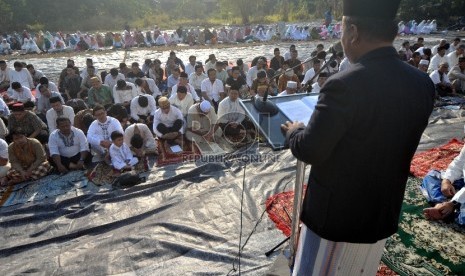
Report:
382,177,465,275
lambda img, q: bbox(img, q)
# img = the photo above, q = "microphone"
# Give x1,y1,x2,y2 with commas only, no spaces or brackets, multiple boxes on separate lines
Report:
252,87,279,116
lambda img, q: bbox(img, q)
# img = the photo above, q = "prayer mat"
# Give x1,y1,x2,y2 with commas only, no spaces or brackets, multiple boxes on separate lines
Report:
381,177,465,275
87,158,148,186
223,130,257,149
265,186,306,237
156,138,200,167
434,96,465,107
0,171,87,207
410,138,463,178
0,184,14,206
264,178,465,275
376,262,398,276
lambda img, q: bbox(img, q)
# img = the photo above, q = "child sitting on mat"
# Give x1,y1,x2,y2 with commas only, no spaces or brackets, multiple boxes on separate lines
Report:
109,131,138,172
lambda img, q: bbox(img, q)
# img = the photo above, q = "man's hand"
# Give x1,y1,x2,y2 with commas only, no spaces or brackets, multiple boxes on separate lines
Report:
20,171,28,180
100,140,112,149
57,163,69,173
162,132,179,140
75,161,85,170
441,179,456,197
280,121,305,135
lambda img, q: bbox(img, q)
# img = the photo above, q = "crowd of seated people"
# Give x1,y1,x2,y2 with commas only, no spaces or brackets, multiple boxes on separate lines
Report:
0,22,346,56
0,44,337,186
0,38,461,190
396,37,465,97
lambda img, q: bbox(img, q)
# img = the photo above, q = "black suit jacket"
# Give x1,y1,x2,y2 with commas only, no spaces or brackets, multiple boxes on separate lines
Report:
287,47,434,243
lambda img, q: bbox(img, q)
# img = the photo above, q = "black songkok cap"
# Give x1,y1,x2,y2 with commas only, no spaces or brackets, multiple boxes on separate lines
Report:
343,0,401,19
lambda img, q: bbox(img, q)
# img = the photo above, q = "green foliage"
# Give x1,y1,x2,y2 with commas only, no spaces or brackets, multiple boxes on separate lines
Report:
0,0,462,32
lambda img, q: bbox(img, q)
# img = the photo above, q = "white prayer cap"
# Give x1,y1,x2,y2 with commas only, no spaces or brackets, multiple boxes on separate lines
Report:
287,81,297,88
200,101,211,113
419,59,429,66
415,47,424,56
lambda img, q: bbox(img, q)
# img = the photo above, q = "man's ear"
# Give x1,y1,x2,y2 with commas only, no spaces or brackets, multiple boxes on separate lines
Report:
348,24,360,46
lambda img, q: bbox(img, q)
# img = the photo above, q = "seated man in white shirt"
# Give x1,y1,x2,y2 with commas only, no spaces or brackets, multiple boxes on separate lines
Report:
9,81,35,103
49,117,90,173
130,94,157,127
104,68,125,89
46,96,75,132
124,123,157,157
0,60,11,92
0,97,9,118
26,64,45,87
0,138,11,184
134,77,161,98
430,62,455,97
217,84,247,137
169,85,194,117
188,64,208,97
152,97,184,145
170,72,200,101
302,59,321,86
201,68,225,112
418,59,429,73
37,84,64,115
278,81,298,96
8,61,34,93
186,101,222,143
311,72,329,93
36,77,59,98
184,55,197,76
87,105,124,159
113,79,138,111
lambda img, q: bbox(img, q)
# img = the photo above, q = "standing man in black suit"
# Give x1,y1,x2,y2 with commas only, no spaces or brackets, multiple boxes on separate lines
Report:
281,0,435,274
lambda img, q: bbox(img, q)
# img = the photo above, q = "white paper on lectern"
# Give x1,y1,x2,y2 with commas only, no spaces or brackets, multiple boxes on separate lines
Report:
276,95,319,126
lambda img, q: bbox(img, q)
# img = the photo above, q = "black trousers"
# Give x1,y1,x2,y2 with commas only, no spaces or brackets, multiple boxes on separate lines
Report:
156,119,183,135
51,152,92,169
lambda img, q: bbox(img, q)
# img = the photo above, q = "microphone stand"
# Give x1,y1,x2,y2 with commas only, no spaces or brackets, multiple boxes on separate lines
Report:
252,56,317,116
303,53,338,93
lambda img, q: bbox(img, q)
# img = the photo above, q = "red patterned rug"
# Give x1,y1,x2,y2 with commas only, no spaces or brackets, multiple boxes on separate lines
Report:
410,138,463,178
265,187,306,237
156,138,201,167
266,189,398,275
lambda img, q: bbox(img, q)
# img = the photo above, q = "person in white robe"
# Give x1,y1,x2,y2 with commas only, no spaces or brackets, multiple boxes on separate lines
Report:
9,82,35,103
109,131,138,171
87,105,124,157
152,97,184,144
428,45,449,74
104,68,125,89
169,86,194,117
217,85,247,136
134,77,161,98
170,72,200,101
113,80,139,108
49,118,89,173
130,94,157,125
124,123,157,157
311,72,329,93
8,62,34,93
278,81,298,96
447,44,465,68
46,96,75,132
0,39,12,55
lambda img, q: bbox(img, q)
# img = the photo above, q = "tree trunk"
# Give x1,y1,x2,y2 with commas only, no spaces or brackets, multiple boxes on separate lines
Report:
239,0,249,24
282,0,289,22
